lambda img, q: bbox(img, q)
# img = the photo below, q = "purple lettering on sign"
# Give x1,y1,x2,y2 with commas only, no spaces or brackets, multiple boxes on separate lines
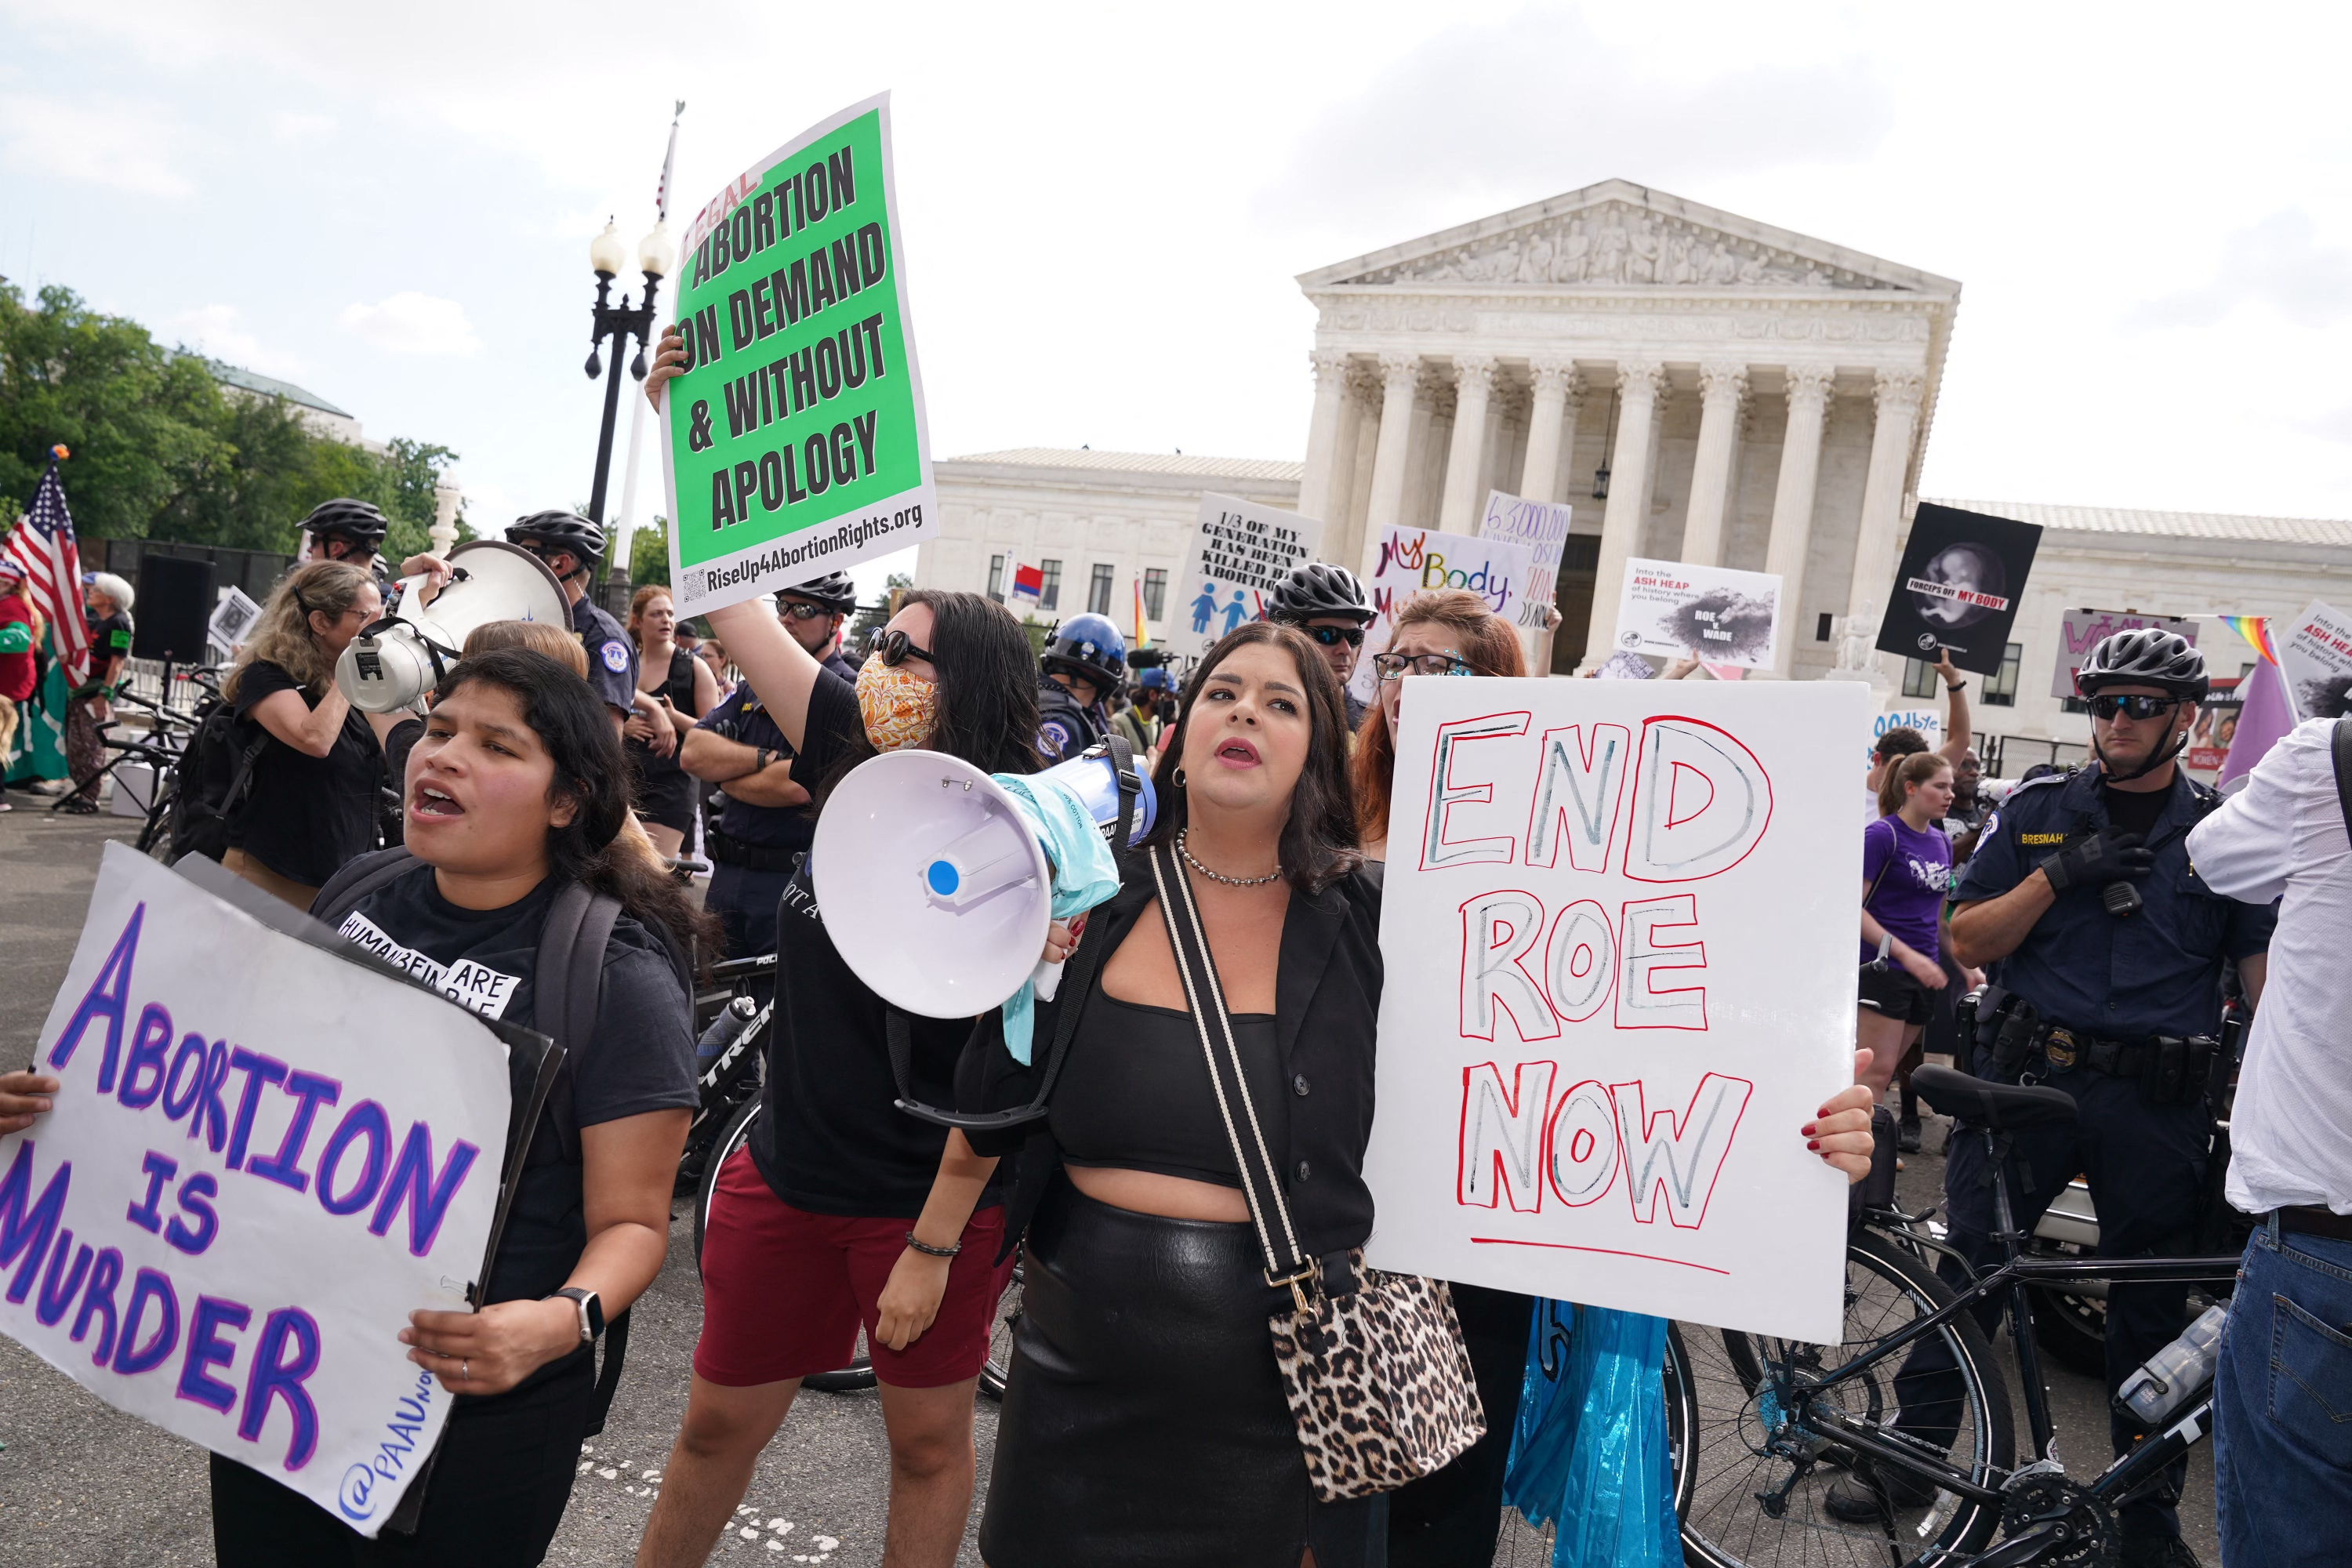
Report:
224,1047,289,1171
190,1040,232,1154
247,1071,342,1194
176,1294,253,1414
165,1172,220,1257
0,1139,71,1305
125,1150,177,1236
368,1123,481,1258
241,1307,322,1471
162,1033,209,1123
112,1266,180,1376
118,1003,173,1109
72,1247,124,1364
316,1101,392,1218
47,902,143,1089
36,1235,92,1328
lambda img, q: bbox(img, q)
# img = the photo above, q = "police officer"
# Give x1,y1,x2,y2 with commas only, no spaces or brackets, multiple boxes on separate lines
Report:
1266,561,1375,730
295,497,452,593
1036,612,1124,762
680,572,857,959
504,512,650,736
1835,629,2272,1568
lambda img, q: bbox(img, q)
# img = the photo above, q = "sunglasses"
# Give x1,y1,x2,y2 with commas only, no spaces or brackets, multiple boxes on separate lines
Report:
866,627,935,666
778,601,836,622
1372,652,1475,681
2087,694,2178,722
1301,625,1366,648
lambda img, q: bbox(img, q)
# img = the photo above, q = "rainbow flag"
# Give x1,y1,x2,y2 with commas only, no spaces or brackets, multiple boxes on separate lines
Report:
1132,577,1150,648
2221,615,2279,665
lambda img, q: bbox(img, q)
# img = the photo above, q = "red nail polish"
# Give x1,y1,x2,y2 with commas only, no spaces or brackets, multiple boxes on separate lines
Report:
1807,1139,1820,1150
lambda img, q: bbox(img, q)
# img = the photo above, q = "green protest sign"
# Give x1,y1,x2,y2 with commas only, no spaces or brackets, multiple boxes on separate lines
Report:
661,93,933,613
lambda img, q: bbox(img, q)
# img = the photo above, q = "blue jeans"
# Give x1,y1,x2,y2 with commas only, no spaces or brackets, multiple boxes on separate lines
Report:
2215,1221,2352,1568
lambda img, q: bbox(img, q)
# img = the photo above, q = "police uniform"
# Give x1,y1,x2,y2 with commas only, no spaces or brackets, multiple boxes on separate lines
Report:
569,593,638,720
1036,676,1107,763
694,653,855,959
1901,761,2274,1546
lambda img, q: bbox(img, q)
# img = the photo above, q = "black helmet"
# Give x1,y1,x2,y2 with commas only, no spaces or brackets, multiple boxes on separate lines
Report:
2076,629,2208,702
777,570,858,613
1041,612,1127,689
505,510,606,566
1268,561,1374,625
300,497,390,546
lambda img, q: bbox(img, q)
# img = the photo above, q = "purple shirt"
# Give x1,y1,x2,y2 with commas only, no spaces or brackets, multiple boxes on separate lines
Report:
1861,815,1952,964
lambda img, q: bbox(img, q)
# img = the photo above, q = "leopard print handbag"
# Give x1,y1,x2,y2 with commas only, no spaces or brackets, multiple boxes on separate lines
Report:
1151,845,1486,1501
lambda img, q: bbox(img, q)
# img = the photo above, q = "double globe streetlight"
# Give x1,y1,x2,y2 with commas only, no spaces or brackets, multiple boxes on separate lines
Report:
583,219,677,537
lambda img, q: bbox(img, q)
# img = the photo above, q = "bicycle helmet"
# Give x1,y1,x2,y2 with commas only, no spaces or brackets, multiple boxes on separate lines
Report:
505,510,607,566
777,570,858,613
1267,561,1374,625
2074,628,2208,702
299,497,390,547
1041,612,1127,689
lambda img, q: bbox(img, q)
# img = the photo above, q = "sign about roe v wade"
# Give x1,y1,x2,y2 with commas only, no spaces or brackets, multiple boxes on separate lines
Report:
1361,678,1869,1344
662,94,934,615
0,845,510,1534
1347,524,1537,706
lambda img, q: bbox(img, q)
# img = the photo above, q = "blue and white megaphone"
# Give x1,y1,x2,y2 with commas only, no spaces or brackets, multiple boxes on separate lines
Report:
811,741,1156,1018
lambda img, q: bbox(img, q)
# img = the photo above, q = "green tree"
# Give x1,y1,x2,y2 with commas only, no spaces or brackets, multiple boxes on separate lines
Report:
629,517,670,590
847,571,913,652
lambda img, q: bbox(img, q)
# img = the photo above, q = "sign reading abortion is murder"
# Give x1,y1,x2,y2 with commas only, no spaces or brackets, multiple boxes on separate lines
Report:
1346,524,1536,706
1,844,510,1534
661,93,934,615
1162,493,1325,662
1611,557,1783,672
1361,677,1868,1343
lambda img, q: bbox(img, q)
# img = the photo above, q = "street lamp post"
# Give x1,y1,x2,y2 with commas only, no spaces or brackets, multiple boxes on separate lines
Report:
583,218,676,611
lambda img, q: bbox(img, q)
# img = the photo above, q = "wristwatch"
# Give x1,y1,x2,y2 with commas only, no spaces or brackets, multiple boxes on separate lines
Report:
756,747,774,773
548,1287,604,1345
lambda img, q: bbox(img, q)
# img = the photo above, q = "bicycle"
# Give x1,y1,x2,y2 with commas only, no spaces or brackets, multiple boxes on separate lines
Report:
1669,1063,2238,1568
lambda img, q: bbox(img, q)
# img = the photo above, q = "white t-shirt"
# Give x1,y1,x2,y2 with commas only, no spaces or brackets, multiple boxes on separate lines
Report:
2187,718,2352,1215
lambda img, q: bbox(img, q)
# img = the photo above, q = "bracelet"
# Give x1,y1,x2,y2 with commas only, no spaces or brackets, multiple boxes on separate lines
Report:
903,1232,961,1258
1944,681,1968,693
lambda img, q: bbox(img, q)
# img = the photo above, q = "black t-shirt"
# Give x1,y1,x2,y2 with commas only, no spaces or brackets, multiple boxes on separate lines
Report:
337,865,696,1305
2100,782,2169,840
228,659,382,886
624,648,698,781
746,667,994,1216
86,611,132,680
693,650,855,853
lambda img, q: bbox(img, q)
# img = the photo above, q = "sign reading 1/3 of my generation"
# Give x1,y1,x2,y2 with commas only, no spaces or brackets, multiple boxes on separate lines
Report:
662,94,934,615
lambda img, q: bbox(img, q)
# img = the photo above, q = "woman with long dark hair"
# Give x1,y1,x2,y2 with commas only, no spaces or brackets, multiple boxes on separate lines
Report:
199,647,706,1559
622,585,717,857
633,581,1051,1568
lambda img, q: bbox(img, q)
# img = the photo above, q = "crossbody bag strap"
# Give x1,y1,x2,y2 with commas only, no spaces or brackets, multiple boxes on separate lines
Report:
1148,841,1312,1294
2332,717,2352,844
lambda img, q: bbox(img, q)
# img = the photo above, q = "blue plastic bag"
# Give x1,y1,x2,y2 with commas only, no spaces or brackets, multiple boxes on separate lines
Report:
1502,1301,1679,1568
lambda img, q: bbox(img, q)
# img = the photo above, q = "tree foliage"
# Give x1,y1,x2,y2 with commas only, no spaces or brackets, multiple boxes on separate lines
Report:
0,281,467,554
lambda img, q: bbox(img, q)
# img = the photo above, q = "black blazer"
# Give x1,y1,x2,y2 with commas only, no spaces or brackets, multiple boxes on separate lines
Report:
956,857,1384,1265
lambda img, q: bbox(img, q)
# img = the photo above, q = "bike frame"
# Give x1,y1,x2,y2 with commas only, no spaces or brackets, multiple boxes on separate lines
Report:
1780,1126,2236,1521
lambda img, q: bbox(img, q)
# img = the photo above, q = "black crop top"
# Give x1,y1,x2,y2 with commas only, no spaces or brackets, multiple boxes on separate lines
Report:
1050,994,1289,1189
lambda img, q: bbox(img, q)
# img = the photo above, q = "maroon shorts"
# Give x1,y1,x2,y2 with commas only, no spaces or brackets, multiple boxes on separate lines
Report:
694,1146,1014,1389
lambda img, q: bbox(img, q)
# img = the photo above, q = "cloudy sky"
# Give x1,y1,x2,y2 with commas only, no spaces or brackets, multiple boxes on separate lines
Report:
5,1,2350,596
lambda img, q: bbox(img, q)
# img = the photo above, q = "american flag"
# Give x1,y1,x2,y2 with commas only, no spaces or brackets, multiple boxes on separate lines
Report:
2,449,89,684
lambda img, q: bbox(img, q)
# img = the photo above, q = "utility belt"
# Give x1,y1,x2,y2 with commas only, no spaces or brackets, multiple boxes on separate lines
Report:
1960,985,2220,1107
706,826,805,875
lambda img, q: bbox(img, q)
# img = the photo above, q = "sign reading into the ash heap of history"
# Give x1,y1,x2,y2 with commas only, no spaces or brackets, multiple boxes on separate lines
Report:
662,93,934,615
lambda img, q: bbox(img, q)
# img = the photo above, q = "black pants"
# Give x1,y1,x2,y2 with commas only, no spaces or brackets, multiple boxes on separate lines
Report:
1387,1283,1534,1566
211,1356,594,1566
1896,1066,2209,1541
706,858,797,962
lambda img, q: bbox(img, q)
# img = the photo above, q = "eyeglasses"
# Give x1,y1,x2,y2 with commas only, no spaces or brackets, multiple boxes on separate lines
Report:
866,627,935,666
2087,693,2177,722
1301,625,1365,648
778,601,835,622
1372,652,1475,681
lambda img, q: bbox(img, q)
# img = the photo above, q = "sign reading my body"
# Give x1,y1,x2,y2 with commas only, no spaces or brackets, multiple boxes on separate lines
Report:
1426,713,1774,1229
676,145,895,532
2,902,482,1472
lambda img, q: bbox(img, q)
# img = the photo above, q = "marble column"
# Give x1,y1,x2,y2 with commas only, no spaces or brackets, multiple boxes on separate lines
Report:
1361,354,1422,572
1678,361,1748,567
1763,365,1835,678
1323,371,1370,572
1516,359,1581,506
1579,358,1667,670
1437,355,1497,531
1296,350,1351,532
1837,368,1928,677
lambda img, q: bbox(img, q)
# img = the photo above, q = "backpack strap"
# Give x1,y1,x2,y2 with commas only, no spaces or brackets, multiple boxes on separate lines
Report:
311,847,423,927
2332,718,2352,845
1103,732,1140,861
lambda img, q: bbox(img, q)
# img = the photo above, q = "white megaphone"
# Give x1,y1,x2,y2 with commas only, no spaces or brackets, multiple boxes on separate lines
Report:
335,540,571,712
811,742,1158,1018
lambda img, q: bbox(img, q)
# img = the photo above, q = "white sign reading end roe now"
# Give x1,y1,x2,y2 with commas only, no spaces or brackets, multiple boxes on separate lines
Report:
1362,677,1867,1344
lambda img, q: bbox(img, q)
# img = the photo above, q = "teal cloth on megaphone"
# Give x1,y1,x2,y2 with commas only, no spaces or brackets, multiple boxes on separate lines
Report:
989,769,1122,1065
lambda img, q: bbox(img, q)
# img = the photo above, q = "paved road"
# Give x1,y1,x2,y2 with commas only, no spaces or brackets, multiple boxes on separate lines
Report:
0,805,2217,1566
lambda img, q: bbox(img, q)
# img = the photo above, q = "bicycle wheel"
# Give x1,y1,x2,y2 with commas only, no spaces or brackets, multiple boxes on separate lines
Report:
1674,1230,2014,1568
979,1258,1025,1401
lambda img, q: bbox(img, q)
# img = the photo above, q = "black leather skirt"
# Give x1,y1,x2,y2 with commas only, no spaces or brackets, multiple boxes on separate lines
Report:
978,1176,1384,1568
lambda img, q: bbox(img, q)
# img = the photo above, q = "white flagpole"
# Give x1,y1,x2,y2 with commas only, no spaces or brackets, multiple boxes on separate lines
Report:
612,102,684,582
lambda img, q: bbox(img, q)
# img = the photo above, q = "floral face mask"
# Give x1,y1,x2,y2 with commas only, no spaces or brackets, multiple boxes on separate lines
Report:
855,653,937,752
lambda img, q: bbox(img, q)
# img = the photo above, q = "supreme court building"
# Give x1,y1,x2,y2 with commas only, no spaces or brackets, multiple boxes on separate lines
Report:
915,180,2352,763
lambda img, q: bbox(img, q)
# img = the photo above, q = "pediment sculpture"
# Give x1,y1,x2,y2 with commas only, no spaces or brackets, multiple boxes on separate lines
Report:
1347,201,1901,292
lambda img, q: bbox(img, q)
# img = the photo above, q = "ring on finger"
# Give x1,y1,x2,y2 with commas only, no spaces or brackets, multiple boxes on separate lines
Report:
461,1359,469,1381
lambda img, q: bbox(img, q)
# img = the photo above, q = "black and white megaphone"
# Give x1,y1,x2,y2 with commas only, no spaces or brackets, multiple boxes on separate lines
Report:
334,540,570,712
811,741,1158,1017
